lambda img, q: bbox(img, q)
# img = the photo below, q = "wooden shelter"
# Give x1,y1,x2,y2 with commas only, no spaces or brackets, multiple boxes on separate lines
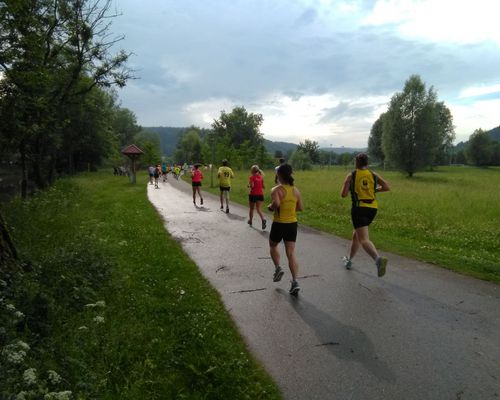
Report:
121,144,144,184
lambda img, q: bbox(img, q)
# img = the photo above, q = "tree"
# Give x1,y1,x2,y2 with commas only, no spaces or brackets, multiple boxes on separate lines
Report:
289,150,312,170
382,75,453,176
368,113,386,163
0,0,132,195
211,106,263,148
297,139,320,163
433,102,456,165
466,129,493,166
174,128,204,164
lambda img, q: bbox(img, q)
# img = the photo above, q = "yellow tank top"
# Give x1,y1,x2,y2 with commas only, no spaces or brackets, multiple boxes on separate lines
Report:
273,184,298,223
351,169,378,209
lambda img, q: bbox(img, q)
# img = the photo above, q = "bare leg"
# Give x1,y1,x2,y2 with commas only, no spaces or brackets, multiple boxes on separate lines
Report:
255,201,265,221
349,230,361,260
270,241,280,268
284,241,299,280
355,226,379,261
224,190,229,208
192,187,196,203
197,187,203,203
220,191,223,208
249,202,255,223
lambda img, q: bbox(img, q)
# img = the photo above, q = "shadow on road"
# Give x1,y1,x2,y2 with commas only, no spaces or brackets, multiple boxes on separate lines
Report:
276,288,396,383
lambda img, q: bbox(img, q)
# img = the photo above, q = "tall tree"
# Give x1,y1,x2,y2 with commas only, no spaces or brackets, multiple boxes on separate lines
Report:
382,75,449,177
466,129,493,166
211,106,263,148
174,128,204,164
297,139,320,163
367,113,386,163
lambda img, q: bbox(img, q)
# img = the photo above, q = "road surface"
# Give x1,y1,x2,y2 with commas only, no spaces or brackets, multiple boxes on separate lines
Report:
147,177,500,400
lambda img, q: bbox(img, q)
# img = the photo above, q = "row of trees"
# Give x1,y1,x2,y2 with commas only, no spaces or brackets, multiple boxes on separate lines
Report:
172,107,275,170
0,0,135,197
460,128,500,166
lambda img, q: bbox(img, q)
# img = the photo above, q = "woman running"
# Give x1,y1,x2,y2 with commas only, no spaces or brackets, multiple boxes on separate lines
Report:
248,165,266,230
191,164,204,206
217,159,234,213
340,153,390,277
268,164,303,295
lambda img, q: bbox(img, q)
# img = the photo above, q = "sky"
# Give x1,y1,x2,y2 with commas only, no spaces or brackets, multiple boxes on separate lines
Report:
111,0,500,147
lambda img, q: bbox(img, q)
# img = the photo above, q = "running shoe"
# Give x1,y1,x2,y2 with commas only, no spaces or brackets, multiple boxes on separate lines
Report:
376,257,388,277
200,198,204,205
342,256,352,270
220,205,223,210
262,219,267,230
289,280,300,296
273,267,284,282
247,219,252,226
226,208,229,214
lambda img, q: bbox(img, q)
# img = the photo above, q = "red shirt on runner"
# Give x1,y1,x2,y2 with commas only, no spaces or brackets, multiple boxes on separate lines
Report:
249,174,264,195
192,168,203,183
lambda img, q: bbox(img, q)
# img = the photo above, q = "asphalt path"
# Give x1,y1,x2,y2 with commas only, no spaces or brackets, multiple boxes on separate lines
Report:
147,177,500,400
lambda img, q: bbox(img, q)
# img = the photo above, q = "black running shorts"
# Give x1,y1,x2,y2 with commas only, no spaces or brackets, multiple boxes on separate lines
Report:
249,194,264,203
192,181,202,187
270,222,298,243
220,186,231,191
351,207,377,229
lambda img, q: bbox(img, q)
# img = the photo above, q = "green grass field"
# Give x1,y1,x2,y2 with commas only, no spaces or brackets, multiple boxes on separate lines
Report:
198,165,500,282
2,172,281,399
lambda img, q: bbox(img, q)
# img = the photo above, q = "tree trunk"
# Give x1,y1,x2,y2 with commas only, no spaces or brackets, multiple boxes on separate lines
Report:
0,212,23,280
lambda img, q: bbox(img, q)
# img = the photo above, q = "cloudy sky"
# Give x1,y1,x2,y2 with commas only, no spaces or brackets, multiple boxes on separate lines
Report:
112,0,500,147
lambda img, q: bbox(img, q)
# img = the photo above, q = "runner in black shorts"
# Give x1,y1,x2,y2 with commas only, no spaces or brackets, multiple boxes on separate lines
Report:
340,153,390,277
248,165,266,229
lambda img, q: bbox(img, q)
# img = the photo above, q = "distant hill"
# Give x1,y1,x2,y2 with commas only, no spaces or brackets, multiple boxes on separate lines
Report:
142,126,185,156
263,139,297,155
455,125,500,151
320,146,366,154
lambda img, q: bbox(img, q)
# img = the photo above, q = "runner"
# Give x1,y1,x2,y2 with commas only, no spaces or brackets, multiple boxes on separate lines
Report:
268,163,303,296
340,153,390,277
217,159,234,213
191,164,204,206
248,165,266,230
161,162,167,182
174,165,181,180
154,164,161,189
148,165,155,185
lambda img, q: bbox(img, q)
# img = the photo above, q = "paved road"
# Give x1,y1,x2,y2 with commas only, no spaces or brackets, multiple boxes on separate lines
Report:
148,177,500,400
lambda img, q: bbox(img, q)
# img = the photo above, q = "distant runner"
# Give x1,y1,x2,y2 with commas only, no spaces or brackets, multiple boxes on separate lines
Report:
268,164,303,296
191,164,204,206
148,165,155,185
217,159,234,213
248,165,266,230
153,164,161,189
340,153,390,277
161,162,168,182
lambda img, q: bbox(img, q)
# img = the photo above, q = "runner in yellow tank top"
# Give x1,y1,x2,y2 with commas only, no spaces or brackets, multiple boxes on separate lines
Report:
268,164,303,296
340,153,390,277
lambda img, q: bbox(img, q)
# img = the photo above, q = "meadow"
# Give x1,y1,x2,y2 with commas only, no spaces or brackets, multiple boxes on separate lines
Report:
199,165,500,282
1,172,281,399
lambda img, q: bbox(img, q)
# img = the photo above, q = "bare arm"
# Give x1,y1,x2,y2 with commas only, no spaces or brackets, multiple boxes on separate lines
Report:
340,173,352,197
294,187,303,211
268,186,282,211
375,173,390,192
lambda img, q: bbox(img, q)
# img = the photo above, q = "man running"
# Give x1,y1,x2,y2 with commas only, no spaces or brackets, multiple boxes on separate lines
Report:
153,164,161,189
148,165,155,185
340,153,390,277
268,163,303,296
217,159,234,213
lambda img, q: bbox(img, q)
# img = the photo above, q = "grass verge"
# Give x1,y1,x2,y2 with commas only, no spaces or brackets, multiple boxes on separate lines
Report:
195,165,500,282
1,171,281,399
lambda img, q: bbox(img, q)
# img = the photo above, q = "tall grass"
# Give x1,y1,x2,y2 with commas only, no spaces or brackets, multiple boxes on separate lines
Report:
2,172,281,399
199,165,500,282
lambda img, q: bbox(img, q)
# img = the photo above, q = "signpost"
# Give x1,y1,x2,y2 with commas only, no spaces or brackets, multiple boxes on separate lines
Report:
121,144,144,184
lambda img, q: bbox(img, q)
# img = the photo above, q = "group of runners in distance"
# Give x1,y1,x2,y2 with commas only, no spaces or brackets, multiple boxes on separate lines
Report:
150,152,390,296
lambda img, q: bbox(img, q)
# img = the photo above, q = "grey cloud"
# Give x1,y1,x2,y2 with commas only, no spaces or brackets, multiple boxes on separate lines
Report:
294,8,317,27
320,102,374,123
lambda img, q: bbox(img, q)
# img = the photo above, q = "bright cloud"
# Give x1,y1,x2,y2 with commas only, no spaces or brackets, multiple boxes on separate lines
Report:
364,0,500,44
